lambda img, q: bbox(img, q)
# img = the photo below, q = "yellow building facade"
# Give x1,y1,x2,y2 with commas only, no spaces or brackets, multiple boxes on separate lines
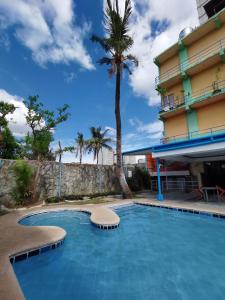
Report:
155,9,225,143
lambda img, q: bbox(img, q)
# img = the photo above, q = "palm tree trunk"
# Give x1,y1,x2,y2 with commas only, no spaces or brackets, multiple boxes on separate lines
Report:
115,64,132,198
80,148,82,164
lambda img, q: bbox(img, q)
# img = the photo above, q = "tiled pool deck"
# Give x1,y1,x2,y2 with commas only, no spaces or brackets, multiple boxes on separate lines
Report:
2,198,225,299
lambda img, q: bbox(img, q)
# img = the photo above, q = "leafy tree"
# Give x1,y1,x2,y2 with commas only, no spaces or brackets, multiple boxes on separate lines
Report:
0,101,16,132
23,95,70,160
87,127,112,165
23,95,70,202
0,127,20,159
0,101,19,159
91,0,138,197
12,160,33,205
127,167,151,192
75,132,86,164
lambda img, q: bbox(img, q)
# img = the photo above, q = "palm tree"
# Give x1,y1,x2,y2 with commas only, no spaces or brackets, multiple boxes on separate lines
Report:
91,0,138,198
75,132,86,164
55,141,74,163
87,127,112,165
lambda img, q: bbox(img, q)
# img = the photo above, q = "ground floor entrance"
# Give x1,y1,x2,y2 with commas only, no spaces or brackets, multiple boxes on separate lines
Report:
202,161,225,188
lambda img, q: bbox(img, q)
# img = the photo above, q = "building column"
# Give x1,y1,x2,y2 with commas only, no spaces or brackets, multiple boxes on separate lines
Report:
156,158,164,201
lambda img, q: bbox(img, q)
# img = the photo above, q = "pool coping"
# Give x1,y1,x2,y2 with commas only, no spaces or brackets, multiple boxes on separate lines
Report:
0,203,124,300
2,198,225,299
135,199,225,218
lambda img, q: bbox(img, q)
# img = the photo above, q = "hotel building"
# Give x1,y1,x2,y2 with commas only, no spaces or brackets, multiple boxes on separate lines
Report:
124,7,225,201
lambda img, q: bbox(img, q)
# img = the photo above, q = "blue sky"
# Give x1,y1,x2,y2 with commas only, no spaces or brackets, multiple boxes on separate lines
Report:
0,0,198,162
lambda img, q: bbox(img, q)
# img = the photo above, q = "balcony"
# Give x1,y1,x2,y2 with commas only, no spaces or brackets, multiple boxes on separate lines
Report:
159,94,185,116
161,124,225,144
155,37,225,88
159,79,225,117
188,79,225,107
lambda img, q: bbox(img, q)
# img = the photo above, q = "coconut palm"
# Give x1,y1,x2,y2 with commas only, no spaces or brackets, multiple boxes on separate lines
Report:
55,141,74,163
87,127,112,165
91,0,138,197
75,132,86,164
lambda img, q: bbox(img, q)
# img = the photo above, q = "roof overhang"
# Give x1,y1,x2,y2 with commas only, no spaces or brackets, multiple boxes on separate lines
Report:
154,7,225,64
152,133,225,162
122,147,153,156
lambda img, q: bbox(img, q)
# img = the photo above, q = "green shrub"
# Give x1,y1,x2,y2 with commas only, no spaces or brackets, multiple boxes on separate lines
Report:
12,160,33,205
127,167,151,192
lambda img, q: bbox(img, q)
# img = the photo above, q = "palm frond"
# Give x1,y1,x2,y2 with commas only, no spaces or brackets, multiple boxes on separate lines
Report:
126,54,139,67
91,34,111,52
122,0,132,35
98,57,114,65
123,63,132,75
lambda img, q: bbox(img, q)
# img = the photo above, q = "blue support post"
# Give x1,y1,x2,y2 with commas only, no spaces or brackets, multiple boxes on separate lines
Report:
156,158,164,201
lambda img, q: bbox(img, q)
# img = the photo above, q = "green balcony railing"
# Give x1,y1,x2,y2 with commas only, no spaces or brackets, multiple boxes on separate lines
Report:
155,37,225,86
159,79,225,114
161,124,225,144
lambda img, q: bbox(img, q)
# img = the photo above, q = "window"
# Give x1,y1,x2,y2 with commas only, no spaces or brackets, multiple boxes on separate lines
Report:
204,0,225,18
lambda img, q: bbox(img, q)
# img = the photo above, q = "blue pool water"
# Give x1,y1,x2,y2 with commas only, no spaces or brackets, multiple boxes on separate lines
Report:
13,205,225,299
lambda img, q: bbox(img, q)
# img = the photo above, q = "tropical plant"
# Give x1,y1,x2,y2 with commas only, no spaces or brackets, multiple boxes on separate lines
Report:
12,160,33,205
127,167,151,192
0,127,20,159
0,102,19,159
87,127,112,165
23,95,70,202
156,86,167,96
23,95,70,160
0,101,16,132
91,0,138,197
75,132,86,164
55,140,74,163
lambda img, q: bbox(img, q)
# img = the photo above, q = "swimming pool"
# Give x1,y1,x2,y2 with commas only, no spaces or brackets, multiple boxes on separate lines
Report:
13,205,225,299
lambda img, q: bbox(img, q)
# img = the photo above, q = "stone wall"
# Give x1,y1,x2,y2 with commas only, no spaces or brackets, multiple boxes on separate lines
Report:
0,159,120,207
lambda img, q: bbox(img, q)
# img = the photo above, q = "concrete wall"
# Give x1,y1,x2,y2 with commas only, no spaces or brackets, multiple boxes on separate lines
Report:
0,160,120,207
159,54,180,77
191,64,225,93
164,112,188,139
188,26,225,57
197,100,225,130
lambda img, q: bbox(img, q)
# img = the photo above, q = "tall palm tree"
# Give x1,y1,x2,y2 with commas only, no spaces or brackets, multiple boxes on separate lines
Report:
87,127,112,165
75,132,86,164
91,0,138,198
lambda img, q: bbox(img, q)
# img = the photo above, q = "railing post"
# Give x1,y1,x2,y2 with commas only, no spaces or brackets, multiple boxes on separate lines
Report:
156,158,164,201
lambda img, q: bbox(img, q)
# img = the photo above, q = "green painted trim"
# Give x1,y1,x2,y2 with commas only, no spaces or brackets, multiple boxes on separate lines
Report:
178,39,186,51
178,43,198,134
179,45,188,72
181,71,188,80
219,48,225,63
154,58,160,67
213,16,222,28
187,109,199,134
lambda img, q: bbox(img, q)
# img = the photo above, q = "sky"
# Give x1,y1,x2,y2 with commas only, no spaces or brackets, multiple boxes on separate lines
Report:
0,0,199,163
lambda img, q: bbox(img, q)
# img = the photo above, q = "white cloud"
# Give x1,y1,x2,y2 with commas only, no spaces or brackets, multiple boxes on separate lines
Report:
122,118,163,151
131,0,198,106
105,126,116,138
0,0,94,69
0,89,30,137
103,0,198,106
63,71,77,83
